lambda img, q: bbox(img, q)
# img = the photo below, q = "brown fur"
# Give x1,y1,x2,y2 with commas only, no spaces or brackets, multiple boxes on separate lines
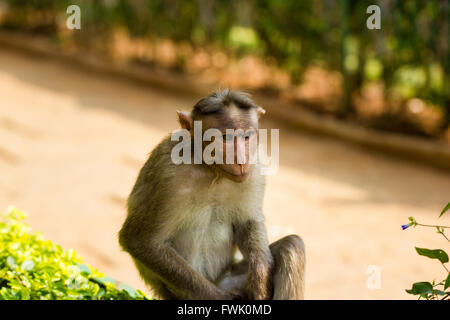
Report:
119,90,306,300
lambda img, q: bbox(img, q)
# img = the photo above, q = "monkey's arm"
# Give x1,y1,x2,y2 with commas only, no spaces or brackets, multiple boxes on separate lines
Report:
234,219,274,300
120,227,230,300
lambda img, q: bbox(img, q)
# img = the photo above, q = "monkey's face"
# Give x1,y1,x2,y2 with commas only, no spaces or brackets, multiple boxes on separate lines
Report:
202,106,261,183
177,94,266,183
215,128,258,182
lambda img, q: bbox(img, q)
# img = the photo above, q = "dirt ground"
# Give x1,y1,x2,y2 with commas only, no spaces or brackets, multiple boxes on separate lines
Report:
0,47,449,299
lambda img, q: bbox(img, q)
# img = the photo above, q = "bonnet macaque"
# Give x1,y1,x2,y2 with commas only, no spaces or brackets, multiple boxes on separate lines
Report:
119,89,305,300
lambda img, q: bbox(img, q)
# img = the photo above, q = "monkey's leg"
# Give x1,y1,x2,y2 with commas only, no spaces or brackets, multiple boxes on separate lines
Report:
269,235,306,300
218,235,305,300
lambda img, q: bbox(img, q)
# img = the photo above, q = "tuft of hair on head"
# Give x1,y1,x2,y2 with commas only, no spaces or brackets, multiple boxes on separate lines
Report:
191,89,263,119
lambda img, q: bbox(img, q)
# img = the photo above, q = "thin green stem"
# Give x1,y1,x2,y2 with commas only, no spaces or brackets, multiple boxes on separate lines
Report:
441,262,450,274
438,231,450,242
415,223,450,229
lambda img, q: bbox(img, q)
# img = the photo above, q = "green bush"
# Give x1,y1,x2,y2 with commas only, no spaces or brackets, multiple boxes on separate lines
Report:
0,206,149,300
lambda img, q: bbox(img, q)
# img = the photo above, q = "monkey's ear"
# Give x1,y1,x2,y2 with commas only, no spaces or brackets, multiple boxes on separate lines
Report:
176,111,193,131
257,106,266,118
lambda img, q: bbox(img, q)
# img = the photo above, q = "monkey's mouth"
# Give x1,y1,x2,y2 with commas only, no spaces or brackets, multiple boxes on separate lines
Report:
222,170,250,182
215,163,253,183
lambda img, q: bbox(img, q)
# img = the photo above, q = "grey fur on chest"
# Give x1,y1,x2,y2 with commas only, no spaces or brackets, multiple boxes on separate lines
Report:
170,203,235,281
166,170,263,281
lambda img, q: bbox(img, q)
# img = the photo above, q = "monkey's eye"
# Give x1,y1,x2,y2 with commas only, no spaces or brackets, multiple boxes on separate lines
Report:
223,134,234,142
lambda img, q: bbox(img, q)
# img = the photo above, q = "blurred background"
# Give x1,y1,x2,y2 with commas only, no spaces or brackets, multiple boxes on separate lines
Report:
0,0,449,299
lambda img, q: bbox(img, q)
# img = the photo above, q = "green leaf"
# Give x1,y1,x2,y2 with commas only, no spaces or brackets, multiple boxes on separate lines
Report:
432,289,446,296
445,273,450,290
415,247,449,263
77,264,91,276
6,256,17,269
440,202,450,218
91,276,116,287
117,283,137,298
21,288,31,300
405,282,433,295
20,260,35,271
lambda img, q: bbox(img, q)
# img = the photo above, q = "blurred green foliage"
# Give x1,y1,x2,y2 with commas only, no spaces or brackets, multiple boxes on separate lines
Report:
0,206,149,300
0,0,448,130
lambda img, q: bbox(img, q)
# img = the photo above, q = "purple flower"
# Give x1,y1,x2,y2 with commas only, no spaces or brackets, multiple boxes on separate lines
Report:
402,224,410,230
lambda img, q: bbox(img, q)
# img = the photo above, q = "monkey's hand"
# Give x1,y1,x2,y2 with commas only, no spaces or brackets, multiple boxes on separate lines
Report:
225,288,248,300
247,261,273,300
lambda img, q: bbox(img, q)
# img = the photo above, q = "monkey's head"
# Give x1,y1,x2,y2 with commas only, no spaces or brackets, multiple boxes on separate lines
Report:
177,89,266,183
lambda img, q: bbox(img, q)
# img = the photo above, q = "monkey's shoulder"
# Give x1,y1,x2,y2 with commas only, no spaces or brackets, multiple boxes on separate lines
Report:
136,136,181,180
